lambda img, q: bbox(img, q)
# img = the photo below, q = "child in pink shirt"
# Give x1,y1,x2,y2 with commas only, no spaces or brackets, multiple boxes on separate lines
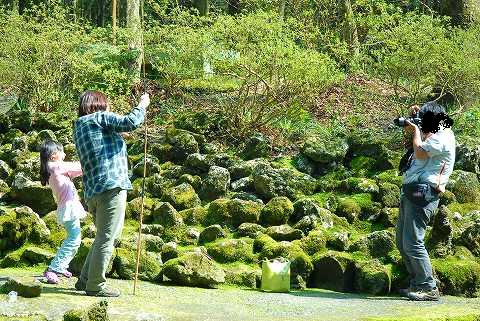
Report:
40,141,86,284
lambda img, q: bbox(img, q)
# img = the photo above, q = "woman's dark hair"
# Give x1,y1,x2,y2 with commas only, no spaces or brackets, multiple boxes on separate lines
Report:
40,141,63,186
419,101,454,134
78,90,109,117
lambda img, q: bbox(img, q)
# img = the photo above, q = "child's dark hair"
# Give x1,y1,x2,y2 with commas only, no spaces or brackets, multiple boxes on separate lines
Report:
40,141,63,186
78,90,109,117
419,101,454,134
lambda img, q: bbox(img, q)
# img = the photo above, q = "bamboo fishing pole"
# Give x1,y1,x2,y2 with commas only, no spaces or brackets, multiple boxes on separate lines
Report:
133,0,147,296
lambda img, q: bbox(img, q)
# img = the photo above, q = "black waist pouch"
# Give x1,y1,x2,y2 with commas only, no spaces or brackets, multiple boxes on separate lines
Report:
402,183,439,207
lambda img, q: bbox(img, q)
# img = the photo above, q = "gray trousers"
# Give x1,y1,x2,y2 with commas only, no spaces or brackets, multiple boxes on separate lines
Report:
79,187,127,292
396,193,439,291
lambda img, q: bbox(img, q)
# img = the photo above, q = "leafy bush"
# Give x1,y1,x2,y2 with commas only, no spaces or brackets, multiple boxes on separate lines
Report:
208,11,344,139
0,6,139,113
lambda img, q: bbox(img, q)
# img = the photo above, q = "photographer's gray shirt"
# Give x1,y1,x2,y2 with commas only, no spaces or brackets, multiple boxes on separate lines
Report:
403,128,456,191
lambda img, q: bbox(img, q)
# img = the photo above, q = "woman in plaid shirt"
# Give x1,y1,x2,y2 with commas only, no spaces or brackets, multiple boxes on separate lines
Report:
73,90,150,297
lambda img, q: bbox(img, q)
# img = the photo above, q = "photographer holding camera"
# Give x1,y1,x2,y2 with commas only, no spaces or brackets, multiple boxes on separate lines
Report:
396,101,455,301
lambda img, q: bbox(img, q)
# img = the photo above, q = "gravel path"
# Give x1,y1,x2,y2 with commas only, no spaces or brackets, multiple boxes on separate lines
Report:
1,267,479,321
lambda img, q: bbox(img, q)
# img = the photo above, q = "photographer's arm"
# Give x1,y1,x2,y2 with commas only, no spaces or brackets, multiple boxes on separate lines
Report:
405,120,431,160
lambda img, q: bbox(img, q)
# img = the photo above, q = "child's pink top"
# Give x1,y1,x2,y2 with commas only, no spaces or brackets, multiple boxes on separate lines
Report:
47,161,86,224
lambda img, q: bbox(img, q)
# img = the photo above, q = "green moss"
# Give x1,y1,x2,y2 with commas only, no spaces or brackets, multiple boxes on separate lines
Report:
206,238,256,264
163,183,201,211
447,202,480,215
271,156,297,171
349,156,377,177
228,199,262,227
336,197,361,223
221,262,259,288
179,206,208,226
374,170,403,188
253,234,277,253
299,229,327,256
340,177,379,194
260,196,294,226
204,198,231,226
432,257,480,297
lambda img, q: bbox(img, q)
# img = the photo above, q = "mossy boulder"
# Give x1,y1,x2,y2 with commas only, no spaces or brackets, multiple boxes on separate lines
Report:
69,238,115,276
152,202,184,227
198,225,226,244
32,129,57,151
231,177,254,192
242,133,271,160
0,206,50,253
350,230,395,258
378,183,400,208
348,156,377,177
310,251,356,292
0,159,12,179
299,229,327,256
163,183,201,211
11,151,40,181
113,248,162,281
237,223,266,238
460,222,480,256
204,199,231,226
335,198,361,223
440,190,457,206
260,197,293,227
142,224,165,237
228,199,263,227
455,136,480,174
177,174,202,191
446,170,480,203
228,159,264,180
20,246,55,265
339,177,379,194
165,128,200,162
293,153,317,176
63,300,109,321
0,277,42,298
346,132,393,171
199,166,230,201
179,206,207,226
374,170,403,188
354,259,391,295
223,264,259,288
8,173,56,215
326,231,350,251
125,197,156,222
266,225,304,242
301,136,348,167
433,255,480,297
377,207,399,228
291,198,321,223
161,242,180,262
294,215,321,234
206,238,255,263
161,251,226,288
132,154,162,177
427,205,453,258
185,153,213,173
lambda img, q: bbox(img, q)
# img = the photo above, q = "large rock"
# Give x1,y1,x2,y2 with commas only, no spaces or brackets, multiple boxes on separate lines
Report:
460,222,480,256
427,205,453,257
242,133,270,160
310,251,355,292
163,183,201,211
198,225,226,244
204,199,231,226
178,207,207,226
237,223,266,238
132,154,162,177
200,166,230,201
350,230,395,258
185,153,213,173
8,173,56,215
260,197,293,226
354,259,391,295
446,170,480,203
455,136,480,174
252,163,317,200
439,0,480,25
377,207,399,228
302,136,348,168
12,151,41,181
20,246,55,265
0,159,12,179
223,264,259,288
266,225,304,242
206,238,255,263
32,129,57,151
161,252,226,288
299,229,327,256
125,197,157,222
228,159,264,180
165,128,200,162
113,248,162,281
228,199,262,227
335,198,361,223
339,177,379,194
0,277,42,298
291,198,321,223
152,202,184,227
346,132,393,171
69,238,115,276
0,206,50,253
378,183,400,207
63,300,109,321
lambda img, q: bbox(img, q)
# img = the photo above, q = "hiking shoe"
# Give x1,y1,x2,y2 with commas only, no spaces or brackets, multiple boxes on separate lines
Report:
86,287,120,297
407,288,440,301
43,271,59,284
398,286,418,297
74,279,86,291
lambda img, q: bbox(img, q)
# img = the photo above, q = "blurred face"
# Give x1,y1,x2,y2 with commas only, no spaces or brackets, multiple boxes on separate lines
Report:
50,150,65,161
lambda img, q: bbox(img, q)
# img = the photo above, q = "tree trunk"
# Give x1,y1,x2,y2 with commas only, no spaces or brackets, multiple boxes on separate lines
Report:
278,0,286,21
112,0,117,40
127,0,142,82
439,0,480,25
193,0,209,16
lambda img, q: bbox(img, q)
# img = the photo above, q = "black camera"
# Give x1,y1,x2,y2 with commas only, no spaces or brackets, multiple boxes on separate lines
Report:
393,112,422,127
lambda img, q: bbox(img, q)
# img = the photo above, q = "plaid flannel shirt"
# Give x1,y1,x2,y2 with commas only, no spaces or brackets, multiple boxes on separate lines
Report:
73,105,146,201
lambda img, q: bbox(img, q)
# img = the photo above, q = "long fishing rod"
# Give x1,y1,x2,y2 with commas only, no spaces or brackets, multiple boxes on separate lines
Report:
133,0,148,296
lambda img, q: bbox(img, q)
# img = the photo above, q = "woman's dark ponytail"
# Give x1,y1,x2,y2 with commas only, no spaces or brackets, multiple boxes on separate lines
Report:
39,141,63,186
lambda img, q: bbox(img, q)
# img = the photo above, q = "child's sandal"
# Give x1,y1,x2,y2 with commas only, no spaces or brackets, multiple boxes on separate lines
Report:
43,271,59,284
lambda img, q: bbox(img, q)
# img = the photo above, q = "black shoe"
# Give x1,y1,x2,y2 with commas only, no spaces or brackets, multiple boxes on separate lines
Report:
407,288,440,301
74,279,86,291
86,287,120,297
